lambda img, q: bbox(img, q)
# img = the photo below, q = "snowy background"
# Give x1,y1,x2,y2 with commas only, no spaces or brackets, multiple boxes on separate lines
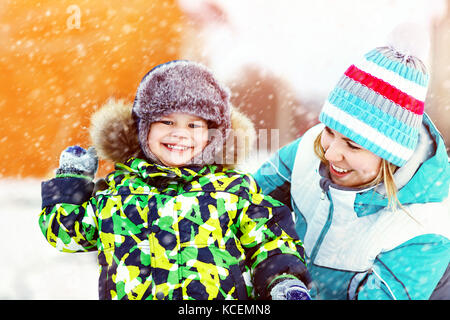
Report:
0,179,98,299
1,0,449,299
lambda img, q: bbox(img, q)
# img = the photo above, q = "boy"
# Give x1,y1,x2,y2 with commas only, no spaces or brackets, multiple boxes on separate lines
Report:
39,60,310,300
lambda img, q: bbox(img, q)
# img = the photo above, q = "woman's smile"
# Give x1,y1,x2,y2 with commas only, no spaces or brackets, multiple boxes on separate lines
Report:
329,162,352,177
321,126,382,187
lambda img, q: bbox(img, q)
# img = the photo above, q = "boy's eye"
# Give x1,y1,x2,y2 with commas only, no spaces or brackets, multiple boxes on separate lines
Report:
188,123,204,129
160,120,173,125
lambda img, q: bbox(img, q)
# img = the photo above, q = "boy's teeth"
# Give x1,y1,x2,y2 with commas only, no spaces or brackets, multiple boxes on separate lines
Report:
332,164,349,173
167,144,189,150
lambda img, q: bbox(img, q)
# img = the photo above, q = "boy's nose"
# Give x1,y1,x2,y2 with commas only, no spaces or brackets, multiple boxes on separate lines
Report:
169,128,189,139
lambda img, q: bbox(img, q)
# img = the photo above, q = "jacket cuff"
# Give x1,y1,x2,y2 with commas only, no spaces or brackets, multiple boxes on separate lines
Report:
253,254,311,299
56,167,94,179
41,177,94,208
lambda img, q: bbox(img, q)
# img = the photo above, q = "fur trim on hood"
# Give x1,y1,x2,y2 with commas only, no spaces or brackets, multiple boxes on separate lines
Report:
90,99,256,170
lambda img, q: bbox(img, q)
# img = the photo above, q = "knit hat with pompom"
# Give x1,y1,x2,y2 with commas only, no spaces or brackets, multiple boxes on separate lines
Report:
319,24,430,167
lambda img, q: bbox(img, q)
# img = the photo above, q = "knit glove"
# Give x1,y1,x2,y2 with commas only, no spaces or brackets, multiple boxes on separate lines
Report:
270,279,311,300
57,145,98,180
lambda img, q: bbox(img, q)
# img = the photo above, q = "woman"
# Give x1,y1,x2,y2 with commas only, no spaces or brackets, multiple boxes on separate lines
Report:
254,45,450,299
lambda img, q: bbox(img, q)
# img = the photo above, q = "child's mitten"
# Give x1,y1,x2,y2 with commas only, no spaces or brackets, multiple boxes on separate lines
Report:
270,278,311,300
57,146,99,179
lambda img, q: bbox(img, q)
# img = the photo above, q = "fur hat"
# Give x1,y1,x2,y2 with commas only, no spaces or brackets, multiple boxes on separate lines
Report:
90,98,255,169
131,60,232,165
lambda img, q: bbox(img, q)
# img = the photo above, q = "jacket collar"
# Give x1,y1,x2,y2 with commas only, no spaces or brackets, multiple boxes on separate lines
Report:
115,157,220,183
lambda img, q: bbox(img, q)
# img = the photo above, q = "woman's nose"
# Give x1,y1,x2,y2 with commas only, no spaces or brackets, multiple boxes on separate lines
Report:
324,141,344,162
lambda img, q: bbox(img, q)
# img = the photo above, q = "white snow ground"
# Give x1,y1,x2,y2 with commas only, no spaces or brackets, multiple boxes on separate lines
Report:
0,179,98,299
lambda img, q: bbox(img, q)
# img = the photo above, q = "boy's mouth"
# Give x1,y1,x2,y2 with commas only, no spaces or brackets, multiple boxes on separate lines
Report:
162,143,193,151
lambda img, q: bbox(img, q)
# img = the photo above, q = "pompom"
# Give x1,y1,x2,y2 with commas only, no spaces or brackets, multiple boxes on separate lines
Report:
386,22,430,62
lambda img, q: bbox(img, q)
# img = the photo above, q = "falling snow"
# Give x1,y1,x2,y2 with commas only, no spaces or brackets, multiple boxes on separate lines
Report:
0,0,449,299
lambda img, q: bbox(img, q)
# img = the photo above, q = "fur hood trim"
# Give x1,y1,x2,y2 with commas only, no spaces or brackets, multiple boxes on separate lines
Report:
90,99,256,169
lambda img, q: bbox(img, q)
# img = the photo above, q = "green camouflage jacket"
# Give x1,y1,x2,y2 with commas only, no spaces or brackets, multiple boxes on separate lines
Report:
39,157,308,300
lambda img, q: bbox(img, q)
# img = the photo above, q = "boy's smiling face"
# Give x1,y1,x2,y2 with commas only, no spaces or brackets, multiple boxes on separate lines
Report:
147,112,209,167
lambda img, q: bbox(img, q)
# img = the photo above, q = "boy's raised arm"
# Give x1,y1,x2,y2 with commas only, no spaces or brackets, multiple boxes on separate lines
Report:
39,145,99,252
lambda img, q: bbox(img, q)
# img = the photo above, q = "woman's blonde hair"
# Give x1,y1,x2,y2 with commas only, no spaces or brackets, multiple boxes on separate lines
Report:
313,130,401,210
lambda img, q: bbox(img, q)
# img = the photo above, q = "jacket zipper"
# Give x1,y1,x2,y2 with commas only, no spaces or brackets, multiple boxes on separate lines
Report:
310,191,334,263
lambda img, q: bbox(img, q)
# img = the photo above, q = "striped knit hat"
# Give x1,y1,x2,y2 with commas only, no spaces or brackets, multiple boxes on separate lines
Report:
319,46,429,167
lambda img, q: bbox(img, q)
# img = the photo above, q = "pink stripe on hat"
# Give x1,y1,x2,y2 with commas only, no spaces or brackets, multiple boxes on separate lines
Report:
345,65,424,115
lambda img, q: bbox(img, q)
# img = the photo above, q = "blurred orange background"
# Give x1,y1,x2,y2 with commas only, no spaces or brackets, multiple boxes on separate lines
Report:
1,1,449,180
0,0,186,178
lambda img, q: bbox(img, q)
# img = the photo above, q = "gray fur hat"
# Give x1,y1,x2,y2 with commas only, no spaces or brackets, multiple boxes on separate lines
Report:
132,60,232,165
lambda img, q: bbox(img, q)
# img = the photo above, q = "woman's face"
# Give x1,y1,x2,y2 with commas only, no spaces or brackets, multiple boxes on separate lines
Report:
320,126,382,188
147,112,209,167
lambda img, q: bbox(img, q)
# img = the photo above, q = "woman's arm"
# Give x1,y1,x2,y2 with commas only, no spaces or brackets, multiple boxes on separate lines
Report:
253,138,301,210
350,234,450,300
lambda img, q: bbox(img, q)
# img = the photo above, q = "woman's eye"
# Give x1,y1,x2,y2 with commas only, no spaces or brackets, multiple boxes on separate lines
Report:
347,142,361,150
324,127,334,136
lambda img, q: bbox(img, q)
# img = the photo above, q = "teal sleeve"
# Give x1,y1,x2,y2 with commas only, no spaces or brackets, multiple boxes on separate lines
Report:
253,138,301,208
357,234,450,300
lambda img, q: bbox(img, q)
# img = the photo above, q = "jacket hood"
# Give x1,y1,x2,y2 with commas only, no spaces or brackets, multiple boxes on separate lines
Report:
354,113,450,214
395,113,450,204
89,98,256,170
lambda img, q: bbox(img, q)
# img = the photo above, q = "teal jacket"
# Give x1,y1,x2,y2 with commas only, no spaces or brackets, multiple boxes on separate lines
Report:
254,114,450,299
